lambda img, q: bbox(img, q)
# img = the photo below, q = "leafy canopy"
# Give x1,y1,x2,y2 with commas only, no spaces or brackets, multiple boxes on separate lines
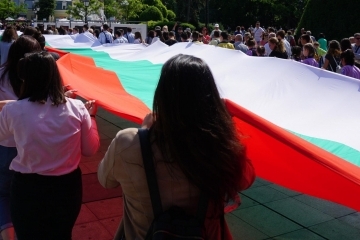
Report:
66,0,103,20
0,0,27,19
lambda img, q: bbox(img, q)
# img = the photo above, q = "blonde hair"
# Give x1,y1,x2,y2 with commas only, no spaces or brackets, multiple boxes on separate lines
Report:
162,25,168,32
269,37,286,53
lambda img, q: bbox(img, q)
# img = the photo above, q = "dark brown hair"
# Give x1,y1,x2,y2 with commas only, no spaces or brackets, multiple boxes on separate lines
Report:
152,54,245,204
0,35,41,97
17,51,66,106
1,26,18,43
327,40,341,57
340,49,355,66
303,43,316,58
134,31,143,42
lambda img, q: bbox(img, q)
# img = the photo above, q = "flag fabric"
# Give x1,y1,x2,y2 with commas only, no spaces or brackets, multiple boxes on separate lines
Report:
45,34,360,211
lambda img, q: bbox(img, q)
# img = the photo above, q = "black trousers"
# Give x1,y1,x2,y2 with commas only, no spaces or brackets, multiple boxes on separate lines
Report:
10,168,82,240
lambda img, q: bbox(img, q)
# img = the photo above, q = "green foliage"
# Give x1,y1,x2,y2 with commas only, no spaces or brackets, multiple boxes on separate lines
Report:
204,0,308,29
161,0,176,11
0,0,27,19
143,0,167,18
66,0,102,20
37,0,56,21
146,20,195,32
104,0,144,20
139,6,163,21
156,2,167,19
166,9,176,21
104,0,121,19
163,18,168,22
297,0,355,41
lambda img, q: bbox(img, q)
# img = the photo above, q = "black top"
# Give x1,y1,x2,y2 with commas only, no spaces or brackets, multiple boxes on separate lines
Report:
269,50,288,59
165,39,177,46
325,54,340,72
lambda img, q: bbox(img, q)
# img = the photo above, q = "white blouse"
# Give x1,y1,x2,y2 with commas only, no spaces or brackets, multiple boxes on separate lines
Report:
0,98,99,176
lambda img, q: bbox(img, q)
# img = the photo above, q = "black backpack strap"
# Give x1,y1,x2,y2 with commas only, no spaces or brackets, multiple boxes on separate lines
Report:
138,128,163,217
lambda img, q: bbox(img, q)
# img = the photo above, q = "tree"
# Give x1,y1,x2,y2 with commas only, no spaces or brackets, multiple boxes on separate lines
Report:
297,0,356,40
0,0,27,19
104,0,144,20
66,0,103,20
166,9,176,21
36,0,56,21
139,5,163,21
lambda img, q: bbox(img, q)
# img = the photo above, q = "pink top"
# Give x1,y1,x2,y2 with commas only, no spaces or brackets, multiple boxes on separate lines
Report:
0,98,99,176
0,68,18,147
341,65,360,80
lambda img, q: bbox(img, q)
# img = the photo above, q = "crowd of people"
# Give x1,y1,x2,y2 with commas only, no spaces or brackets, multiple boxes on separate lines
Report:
0,19,359,240
44,20,360,80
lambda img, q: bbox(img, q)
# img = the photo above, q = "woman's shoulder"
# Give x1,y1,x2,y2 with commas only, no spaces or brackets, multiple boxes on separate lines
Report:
113,128,140,151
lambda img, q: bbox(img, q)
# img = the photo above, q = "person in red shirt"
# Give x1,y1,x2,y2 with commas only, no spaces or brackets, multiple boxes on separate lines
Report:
201,27,211,44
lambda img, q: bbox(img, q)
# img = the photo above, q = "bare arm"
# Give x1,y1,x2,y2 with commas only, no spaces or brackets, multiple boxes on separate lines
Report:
322,58,330,70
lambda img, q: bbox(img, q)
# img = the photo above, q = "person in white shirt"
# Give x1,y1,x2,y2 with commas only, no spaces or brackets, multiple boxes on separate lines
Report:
264,33,276,56
276,30,291,58
210,23,222,39
252,21,265,45
113,29,129,44
0,35,42,240
352,33,360,60
0,51,99,239
82,24,96,39
124,27,135,43
0,26,17,66
99,24,113,44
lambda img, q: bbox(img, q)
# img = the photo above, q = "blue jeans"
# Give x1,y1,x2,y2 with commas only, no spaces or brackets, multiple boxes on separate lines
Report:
0,146,17,232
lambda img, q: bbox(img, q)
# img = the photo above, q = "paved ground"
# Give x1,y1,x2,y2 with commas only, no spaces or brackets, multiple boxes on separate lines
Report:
2,108,360,240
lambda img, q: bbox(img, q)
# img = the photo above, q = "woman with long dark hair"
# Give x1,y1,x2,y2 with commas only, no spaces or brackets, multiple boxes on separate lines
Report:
98,54,255,239
0,26,18,65
133,31,144,44
0,51,99,239
322,40,341,72
0,36,41,240
268,37,288,59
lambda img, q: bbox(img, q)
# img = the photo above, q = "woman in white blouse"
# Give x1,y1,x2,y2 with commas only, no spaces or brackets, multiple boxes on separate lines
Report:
0,51,100,239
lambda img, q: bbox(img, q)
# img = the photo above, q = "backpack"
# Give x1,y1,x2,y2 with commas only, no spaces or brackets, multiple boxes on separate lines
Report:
138,129,210,240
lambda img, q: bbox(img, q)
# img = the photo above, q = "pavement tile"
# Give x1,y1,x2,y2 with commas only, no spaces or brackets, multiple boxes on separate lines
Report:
267,184,302,197
272,228,326,240
99,124,122,138
293,195,356,218
337,212,360,230
79,163,92,175
72,221,113,240
86,197,123,220
100,216,122,238
242,185,289,204
238,193,260,209
265,198,333,227
226,213,269,240
251,177,273,187
99,138,114,153
99,132,111,140
75,204,98,225
308,219,360,240
83,160,102,173
233,205,302,237
81,151,104,163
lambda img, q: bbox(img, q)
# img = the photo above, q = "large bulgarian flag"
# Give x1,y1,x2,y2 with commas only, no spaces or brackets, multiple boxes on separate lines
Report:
45,34,360,212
